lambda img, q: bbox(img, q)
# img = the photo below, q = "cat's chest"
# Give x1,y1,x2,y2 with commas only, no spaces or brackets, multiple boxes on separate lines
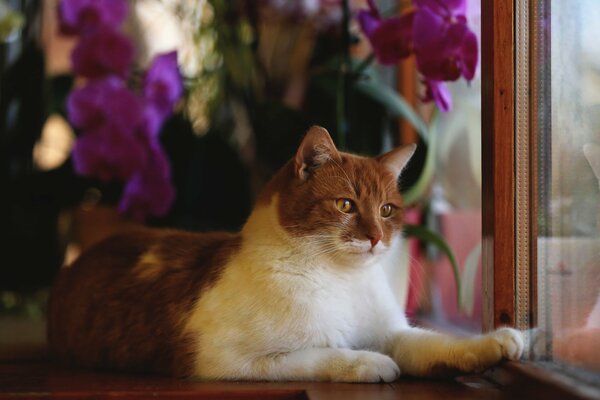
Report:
273,266,395,349
188,255,400,354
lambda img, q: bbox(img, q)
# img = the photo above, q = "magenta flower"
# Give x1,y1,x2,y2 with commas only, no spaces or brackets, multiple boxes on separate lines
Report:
118,145,175,222
59,0,183,220
72,123,147,182
68,79,147,181
67,78,143,133
422,79,452,113
412,0,478,81
357,0,415,65
66,70,181,219
414,0,467,16
71,26,134,79
143,52,183,121
58,0,128,36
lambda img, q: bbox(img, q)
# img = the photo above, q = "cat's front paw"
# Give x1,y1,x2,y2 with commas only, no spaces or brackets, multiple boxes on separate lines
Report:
459,328,524,373
333,351,400,383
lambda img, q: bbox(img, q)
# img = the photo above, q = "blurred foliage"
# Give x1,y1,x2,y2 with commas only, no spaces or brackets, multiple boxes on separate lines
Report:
0,290,47,318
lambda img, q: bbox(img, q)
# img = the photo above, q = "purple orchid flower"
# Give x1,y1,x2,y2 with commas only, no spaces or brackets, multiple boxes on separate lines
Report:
422,79,452,113
67,78,142,133
58,0,128,36
59,1,182,220
71,26,134,79
68,79,147,181
357,0,415,65
143,52,183,121
118,144,175,222
72,123,148,182
412,0,478,82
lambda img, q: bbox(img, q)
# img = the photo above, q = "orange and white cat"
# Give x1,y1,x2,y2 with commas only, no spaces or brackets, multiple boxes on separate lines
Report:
48,126,523,381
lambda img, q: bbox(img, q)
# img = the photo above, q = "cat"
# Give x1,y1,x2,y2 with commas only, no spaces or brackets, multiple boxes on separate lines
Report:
48,126,523,382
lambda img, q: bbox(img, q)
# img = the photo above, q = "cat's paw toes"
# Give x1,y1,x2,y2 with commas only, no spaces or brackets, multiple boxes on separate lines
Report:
458,328,525,373
341,352,401,383
493,327,525,361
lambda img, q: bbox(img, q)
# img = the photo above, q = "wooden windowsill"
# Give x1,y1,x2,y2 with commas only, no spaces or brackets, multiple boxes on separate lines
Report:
0,359,509,400
487,361,600,400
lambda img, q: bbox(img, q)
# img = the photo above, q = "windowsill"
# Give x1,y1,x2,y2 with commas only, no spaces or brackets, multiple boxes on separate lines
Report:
488,361,600,400
0,360,504,400
2,316,597,399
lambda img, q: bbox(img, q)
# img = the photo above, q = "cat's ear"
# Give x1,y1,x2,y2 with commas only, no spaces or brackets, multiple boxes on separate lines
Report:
377,144,417,177
294,126,341,180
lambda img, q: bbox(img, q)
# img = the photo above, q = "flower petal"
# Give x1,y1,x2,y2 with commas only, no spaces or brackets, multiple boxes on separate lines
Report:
459,29,478,80
143,51,183,119
357,9,381,38
118,144,175,221
71,26,134,79
414,0,466,17
367,12,415,65
67,78,143,132
422,79,452,112
72,123,147,181
414,12,478,82
412,5,447,50
58,0,128,35
67,77,121,129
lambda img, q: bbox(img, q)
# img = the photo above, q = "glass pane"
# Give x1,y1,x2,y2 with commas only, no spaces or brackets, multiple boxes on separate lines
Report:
536,0,600,375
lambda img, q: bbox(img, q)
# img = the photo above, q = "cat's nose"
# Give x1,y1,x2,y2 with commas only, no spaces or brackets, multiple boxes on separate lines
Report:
368,234,382,247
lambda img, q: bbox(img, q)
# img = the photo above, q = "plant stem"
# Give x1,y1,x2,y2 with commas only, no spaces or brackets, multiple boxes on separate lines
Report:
352,52,375,81
336,0,351,150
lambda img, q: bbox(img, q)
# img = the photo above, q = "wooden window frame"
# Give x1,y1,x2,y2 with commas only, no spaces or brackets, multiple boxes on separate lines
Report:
481,0,517,332
482,0,599,398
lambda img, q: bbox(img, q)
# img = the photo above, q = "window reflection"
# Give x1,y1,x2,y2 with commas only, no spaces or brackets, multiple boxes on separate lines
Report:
536,0,600,374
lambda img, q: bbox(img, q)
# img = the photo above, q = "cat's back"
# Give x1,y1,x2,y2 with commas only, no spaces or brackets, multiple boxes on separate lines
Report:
48,227,241,376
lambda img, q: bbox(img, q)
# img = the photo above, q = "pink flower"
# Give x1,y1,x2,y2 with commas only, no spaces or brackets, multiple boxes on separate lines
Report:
71,26,134,79
68,79,147,181
59,1,183,220
356,0,478,112
414,0,466,16
422,79,452,112
357,0,415,65
143,52,183,124
58,0,128,36
118,144,175,222
67,75,179,219
72,123,147,182
412,0,478,81
67,78,142,133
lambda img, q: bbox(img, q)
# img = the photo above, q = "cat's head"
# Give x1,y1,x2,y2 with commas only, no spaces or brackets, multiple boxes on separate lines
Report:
263,126,415,265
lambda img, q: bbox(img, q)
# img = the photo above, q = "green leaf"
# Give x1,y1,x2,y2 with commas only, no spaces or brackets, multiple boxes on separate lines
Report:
402,111,438,206
460,242,482,316
404,223,462,307
354,77,429,142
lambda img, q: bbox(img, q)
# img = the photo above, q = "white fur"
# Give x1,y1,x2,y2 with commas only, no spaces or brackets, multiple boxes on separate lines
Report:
184,196,523,381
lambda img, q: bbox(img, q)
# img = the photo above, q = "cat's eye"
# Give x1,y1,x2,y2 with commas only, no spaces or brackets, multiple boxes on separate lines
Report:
380,204,393,218
335,198,355,213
